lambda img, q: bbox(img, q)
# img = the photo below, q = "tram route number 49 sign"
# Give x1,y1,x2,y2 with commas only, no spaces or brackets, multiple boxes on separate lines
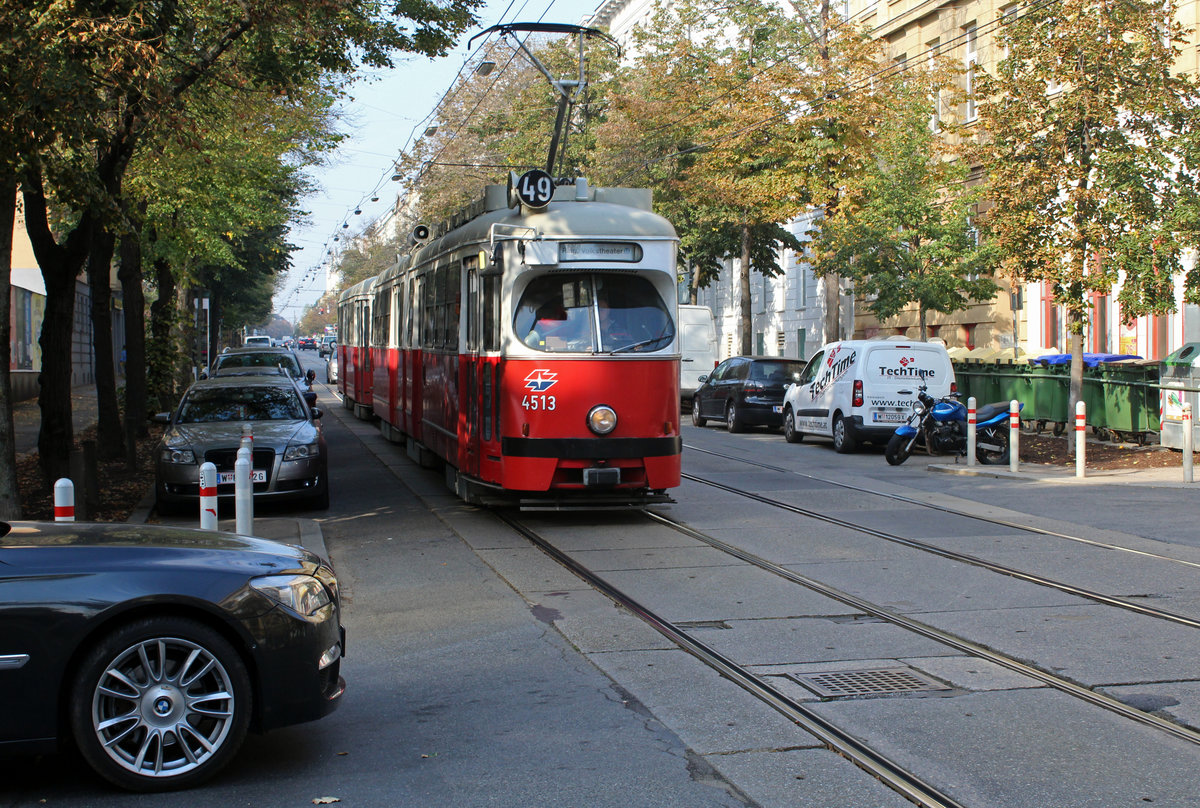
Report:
512,169,555,209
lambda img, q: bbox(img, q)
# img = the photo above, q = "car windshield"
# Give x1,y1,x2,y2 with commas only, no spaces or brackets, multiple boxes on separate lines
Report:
514,273,674,354
750,360,805,383
214,352,301,379
177,385,307,423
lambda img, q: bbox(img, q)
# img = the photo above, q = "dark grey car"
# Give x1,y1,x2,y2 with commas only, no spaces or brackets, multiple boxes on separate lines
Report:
153,376,329,512
690,356,806,433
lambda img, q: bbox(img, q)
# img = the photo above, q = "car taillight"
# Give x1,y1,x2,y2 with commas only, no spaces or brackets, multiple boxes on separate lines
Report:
744,381,763,393
853,379,864,408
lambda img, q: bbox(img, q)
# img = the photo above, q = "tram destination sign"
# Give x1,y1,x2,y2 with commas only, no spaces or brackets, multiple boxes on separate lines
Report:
559,242,642,262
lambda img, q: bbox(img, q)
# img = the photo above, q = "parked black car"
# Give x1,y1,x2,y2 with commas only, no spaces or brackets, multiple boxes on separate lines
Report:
690,356,806,432
0,520,345,791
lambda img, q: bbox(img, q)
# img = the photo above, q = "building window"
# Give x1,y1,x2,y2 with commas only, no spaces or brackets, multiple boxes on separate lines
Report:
964,25,978,122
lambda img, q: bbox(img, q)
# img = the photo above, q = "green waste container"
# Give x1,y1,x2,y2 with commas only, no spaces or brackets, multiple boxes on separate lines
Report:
1094,360,1159,442
1160,344,1200,450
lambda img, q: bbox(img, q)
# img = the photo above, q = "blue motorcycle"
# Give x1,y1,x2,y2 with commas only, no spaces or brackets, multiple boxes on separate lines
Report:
885,385,1020,466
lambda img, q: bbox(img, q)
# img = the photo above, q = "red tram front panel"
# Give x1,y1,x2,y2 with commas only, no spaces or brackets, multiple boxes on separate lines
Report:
493,358,681,493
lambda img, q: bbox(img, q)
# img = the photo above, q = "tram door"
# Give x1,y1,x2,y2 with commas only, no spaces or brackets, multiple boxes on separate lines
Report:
461,259,480,477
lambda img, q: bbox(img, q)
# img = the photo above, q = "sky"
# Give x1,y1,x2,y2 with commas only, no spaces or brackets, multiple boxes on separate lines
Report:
275,0,606,327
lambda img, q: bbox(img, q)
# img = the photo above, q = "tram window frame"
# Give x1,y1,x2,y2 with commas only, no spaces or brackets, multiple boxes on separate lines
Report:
483,275,500,352
464,256,479,353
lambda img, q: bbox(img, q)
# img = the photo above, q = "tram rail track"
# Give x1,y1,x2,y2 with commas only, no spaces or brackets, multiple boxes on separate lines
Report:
684,444,1200,572
498,502,1200,808
495,510,971,808
680,471,1200,630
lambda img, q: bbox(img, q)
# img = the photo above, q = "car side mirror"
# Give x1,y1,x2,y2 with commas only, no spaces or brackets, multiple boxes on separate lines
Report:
697,374,708,383
311,408,322,419
150,412,171,424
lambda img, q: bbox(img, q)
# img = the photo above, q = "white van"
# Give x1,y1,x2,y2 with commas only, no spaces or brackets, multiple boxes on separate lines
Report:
782,339,956,452
244,335,272,347
678,305,718,400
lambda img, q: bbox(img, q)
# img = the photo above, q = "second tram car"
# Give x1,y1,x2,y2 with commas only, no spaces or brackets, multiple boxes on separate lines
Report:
339,176,682,508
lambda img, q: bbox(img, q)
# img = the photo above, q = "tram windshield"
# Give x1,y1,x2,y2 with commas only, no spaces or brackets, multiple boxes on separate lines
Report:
515,273,674,354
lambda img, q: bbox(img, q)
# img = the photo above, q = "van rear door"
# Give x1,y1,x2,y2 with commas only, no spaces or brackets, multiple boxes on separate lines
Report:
860,344,954,427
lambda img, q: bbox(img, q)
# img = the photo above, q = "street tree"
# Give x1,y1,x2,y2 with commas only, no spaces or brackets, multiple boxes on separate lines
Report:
811,76,998,339
977,0,1200,421
595,0,891,352
19,0,479,485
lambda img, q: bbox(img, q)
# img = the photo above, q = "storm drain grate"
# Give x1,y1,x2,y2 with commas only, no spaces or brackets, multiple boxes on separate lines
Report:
788,667,950,698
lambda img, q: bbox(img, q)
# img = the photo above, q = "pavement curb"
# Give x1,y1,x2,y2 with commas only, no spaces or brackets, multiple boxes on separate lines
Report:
928,462,1198,488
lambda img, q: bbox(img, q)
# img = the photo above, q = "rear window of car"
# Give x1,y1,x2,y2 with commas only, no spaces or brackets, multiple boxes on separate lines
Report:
214,353,301,379
749,360,804,383
178,386,306,423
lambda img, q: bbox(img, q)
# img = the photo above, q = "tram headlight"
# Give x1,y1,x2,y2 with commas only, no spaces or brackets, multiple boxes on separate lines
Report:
587,405,618,435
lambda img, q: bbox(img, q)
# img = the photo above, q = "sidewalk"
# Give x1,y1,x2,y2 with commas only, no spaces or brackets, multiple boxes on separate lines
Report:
929,457,1198,487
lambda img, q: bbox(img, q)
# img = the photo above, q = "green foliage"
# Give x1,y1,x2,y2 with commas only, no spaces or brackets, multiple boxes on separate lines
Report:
812,80,998,333
978,0,1200,325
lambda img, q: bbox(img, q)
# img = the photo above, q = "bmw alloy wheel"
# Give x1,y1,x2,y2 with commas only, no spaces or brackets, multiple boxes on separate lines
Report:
72,618,250,791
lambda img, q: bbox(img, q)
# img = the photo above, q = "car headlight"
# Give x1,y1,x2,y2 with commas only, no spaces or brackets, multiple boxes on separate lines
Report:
160,447,196,464
587,405,618,435
284,442,320,461
251,574,332,616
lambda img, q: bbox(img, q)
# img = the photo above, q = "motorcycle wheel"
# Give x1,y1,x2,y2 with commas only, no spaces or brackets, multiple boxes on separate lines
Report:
885,431,916,466
976,425,1010,465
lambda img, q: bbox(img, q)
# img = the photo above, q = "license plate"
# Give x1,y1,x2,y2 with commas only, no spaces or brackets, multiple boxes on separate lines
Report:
217,470,266,484
772,405,783,414
872,412,907,423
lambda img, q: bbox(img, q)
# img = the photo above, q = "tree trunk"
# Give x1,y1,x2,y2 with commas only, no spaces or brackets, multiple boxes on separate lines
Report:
0,174,21,518
918,305,927,342
23,177,92,487
87,230,124,460
148,256,177,412
118,230,148,466
739,223,752,355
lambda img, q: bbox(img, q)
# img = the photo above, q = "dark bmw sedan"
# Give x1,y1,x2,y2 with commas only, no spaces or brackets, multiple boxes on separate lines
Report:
0,520,345,791
690,356,805,432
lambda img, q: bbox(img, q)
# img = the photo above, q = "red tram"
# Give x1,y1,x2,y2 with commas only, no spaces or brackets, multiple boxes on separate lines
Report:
338,175,682,508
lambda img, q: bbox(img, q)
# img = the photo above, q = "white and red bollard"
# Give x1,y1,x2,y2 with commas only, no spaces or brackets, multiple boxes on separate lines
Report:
1075,401,1087,479
966,397,977,467
1184,403,1194,484
199,462,218,530
1009,400,1020,474
235,446,254,535
54,478,75,522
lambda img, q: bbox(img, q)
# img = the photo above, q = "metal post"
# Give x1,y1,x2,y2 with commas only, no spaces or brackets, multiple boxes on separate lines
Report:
1009,400,1020,474
1184,403,1194,484
199,462,218,530
966,397,977,467
53,478,74,522
235,447,253,535
1075,400,1086,479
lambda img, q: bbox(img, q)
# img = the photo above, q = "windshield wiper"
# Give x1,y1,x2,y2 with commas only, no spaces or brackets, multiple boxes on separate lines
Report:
606,332,674,355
